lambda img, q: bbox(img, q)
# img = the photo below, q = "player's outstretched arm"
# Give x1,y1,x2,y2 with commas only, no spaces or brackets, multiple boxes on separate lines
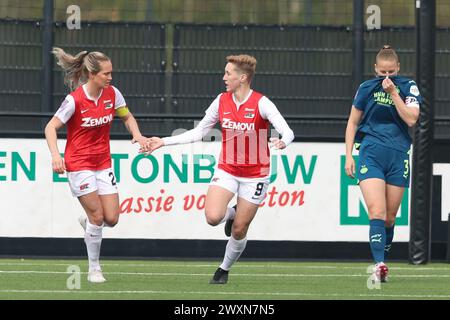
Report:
117,108,148,148
139,137,165,155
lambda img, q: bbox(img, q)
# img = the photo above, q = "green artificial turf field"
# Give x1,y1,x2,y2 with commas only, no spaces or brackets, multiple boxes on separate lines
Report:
0,259,449,300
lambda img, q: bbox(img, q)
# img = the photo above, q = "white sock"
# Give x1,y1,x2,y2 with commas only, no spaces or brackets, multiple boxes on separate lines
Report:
219,206,236,225
219,236,247,271
84,221,103,272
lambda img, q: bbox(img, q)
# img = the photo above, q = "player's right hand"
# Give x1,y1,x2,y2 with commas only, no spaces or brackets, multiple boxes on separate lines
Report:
345,156,356,178
139,137,164,155
51,154,66,174
269,137,286,150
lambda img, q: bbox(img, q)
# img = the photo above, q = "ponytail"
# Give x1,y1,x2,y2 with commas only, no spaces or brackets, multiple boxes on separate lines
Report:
52,47,110,90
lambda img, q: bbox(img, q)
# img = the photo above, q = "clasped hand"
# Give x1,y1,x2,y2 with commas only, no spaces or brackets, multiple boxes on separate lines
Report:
136,137,164,155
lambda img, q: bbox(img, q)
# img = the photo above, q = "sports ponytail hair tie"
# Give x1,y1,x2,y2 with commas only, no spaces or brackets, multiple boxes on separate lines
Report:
382,45,391,50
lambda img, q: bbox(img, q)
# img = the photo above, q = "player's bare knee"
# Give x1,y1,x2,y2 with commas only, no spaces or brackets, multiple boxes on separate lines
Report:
89,215,104,226
205,215,221,226
369,211,386,220
204,209,222,226
385,216,396,227
104,216,119,227
232,224,248,239
88,208,104,226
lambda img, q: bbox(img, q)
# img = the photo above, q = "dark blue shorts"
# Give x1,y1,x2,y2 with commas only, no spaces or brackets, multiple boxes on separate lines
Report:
357,141,410,188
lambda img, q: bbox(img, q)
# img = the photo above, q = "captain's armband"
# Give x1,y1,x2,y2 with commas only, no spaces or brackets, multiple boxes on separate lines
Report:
115,106,130,118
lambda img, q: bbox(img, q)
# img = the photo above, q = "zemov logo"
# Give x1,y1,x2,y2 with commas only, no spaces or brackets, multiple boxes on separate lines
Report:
81,114,113,128
222,118,255,131
339,155,408,225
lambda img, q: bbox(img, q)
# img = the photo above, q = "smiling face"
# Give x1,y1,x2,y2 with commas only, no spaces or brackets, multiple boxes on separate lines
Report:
223,62,247,92
89,60,112,89
375,58,400,77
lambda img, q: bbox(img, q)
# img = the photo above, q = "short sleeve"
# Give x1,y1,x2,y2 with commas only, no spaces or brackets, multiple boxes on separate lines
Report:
112,86,127,109
352,85,366,111
404,81,422,108
54,95,75,124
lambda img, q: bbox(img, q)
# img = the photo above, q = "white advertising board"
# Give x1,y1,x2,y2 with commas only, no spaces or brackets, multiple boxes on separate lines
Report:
0,139,412,241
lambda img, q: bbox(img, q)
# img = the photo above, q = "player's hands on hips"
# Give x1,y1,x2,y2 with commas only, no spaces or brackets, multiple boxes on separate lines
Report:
51,153,66,174
269,138,286,150
139,137,165,155
345,156,356,178
382,76,397,95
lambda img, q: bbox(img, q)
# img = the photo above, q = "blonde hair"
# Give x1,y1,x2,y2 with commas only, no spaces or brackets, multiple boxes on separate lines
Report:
376,44,399,63
226,54,257,83
52,47,110,90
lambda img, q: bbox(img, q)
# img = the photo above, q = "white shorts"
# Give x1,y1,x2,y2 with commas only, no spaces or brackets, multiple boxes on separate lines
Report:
210,168,270,205
67,168,118,197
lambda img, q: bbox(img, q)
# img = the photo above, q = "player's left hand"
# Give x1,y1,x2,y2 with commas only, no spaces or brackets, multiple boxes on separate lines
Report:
382,76,397,95
132,135,148,150
269,137,286,150
138,137,165,155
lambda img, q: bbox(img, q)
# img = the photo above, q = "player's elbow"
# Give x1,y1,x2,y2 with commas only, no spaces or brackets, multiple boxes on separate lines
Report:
44,122,55,137
407,116,419,127
407,110,420,127
45,117,63,135
407,120,416,128
286,128,294,142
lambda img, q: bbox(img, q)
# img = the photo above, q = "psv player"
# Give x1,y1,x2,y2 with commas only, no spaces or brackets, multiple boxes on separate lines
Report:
45,48,147,283
142,55,294,284
345,45,422,282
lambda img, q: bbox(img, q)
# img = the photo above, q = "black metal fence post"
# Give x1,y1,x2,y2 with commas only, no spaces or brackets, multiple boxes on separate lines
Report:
41,0,54,112
352,0,364,91
409,0,435,265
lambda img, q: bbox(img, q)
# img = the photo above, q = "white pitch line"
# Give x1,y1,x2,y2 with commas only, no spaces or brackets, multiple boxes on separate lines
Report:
0,262,449,271
1,270,450,278
0,289,449,299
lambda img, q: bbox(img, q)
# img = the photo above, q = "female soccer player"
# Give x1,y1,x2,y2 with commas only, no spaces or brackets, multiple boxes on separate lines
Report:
345,45,422,282
45,48,147,283
142,54,294,284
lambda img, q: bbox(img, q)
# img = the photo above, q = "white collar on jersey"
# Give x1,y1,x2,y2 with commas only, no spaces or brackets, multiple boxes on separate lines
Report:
232,89,253,110
82,84,103,105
